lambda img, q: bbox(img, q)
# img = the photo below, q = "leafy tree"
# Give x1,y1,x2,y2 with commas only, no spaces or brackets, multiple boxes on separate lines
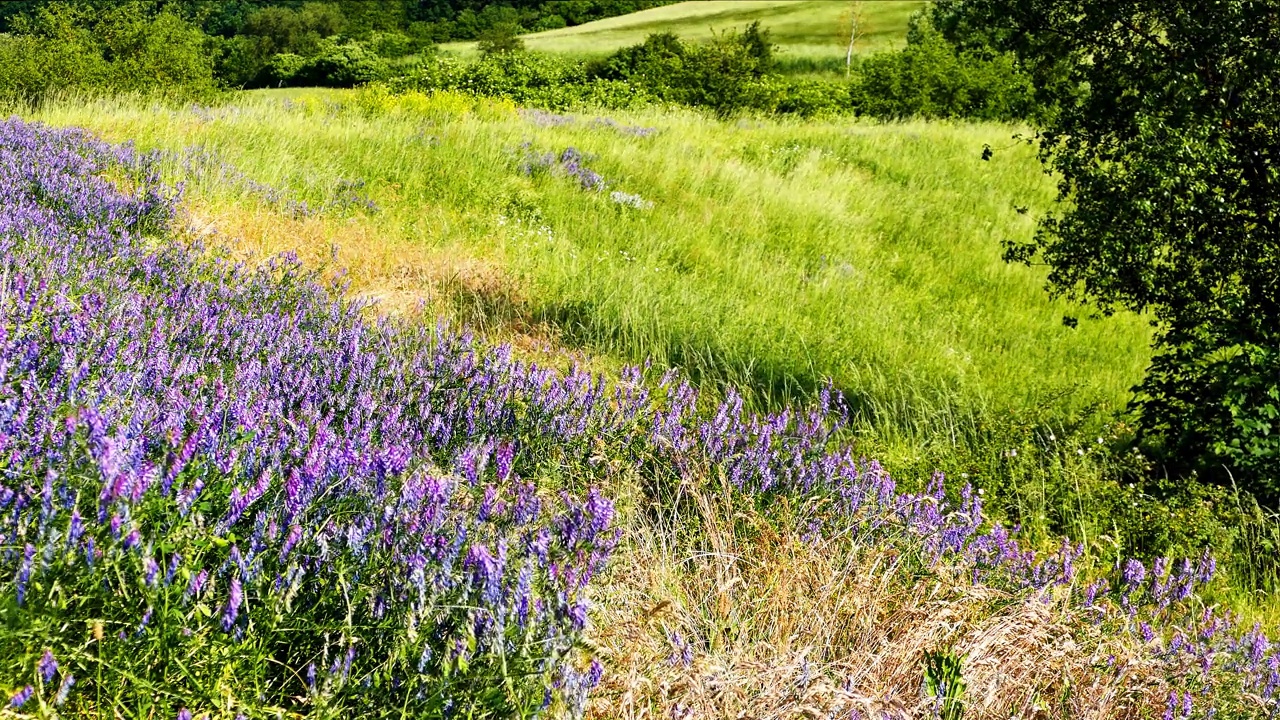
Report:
1,1,216,100
852,14,1036,122
476,21,524,56
933,0,1280,499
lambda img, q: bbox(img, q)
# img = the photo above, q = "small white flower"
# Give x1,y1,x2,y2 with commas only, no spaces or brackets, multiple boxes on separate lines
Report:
1078,448,1085,455
1048,433,1056,441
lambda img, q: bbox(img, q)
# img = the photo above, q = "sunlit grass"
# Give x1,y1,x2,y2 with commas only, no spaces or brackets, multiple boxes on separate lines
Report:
30,90,1151,450
442,0,925,64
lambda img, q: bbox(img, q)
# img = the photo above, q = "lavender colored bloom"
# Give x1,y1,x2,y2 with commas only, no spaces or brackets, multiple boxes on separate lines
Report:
9,686,32,709
187,569,208,600
15,544,34,606
223,575,242,632
54,674,75,706
1122,559,1146,592
668,631,693,667
39,649,57,683
610,191,653,210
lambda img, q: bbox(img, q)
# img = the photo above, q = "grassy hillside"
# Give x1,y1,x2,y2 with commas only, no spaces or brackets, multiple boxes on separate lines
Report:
31,91,1150,448
7,94,1278,718
445,0,925,64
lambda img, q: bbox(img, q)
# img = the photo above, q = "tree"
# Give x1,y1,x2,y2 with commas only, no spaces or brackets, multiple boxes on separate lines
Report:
933,0,1280,499
476,21,523,56
843,1,863,78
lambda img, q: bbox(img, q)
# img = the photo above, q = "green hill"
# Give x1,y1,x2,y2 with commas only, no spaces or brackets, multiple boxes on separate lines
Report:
445,0,925,64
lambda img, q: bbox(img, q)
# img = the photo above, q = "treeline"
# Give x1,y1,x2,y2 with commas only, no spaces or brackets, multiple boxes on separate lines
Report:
392,18,1041,121
0,0,1044,122
0,0,674,92
0,0,674,41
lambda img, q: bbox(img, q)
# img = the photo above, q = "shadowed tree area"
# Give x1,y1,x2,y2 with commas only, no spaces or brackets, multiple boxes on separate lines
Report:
935,0,1280,502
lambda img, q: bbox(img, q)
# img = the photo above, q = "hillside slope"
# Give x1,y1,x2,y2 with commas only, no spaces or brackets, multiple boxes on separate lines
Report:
3,101,1274,718
447,0,925,60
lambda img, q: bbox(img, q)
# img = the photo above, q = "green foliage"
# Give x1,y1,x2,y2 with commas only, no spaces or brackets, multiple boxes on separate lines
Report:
266,37,390,87
393,52,652,111
583,26,777,115
393,17,1036,122
850,15,1038,122
477,21,525,57
938,0,1280,502
923,649,966,720
0,1,217,103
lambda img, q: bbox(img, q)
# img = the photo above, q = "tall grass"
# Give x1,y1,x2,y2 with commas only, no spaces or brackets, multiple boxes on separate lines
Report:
30,91,1150,426
30,91,1277,596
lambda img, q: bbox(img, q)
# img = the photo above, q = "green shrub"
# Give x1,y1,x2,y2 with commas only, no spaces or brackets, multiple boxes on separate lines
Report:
0,2,217,103
770,77,850,117
850,17,1037,122
476,21,525,57
0,33,107,103
298,37,389,86
586,28,776,115
265,51,308,86
265,38,389,88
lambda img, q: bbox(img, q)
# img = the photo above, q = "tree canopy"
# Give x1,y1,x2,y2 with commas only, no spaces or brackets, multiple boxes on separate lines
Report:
934,0,1280,499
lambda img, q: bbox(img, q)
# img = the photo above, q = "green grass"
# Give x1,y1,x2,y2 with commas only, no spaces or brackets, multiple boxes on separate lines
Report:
30,90,1149,444
443,0,925,65
27,89,1280,627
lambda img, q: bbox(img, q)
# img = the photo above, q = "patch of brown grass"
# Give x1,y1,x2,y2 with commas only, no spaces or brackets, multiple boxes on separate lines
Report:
179,201,610,372
182,201,507,312
588,482,1174,719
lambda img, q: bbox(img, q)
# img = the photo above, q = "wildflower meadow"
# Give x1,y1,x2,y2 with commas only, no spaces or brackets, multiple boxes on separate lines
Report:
0,112,1277,717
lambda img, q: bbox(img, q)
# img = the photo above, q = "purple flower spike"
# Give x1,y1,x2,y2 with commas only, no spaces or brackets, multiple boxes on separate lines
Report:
39,649,57,683
223,576,242,632
9,686,33,709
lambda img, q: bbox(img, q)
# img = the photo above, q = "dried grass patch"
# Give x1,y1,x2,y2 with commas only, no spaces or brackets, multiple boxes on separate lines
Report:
588,484,1174,719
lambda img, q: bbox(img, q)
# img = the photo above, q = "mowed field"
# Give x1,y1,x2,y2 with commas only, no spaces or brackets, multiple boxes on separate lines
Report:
32,90,1150,457
445,0,926,61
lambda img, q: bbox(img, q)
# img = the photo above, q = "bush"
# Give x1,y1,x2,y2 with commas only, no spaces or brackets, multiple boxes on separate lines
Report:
299,37,390,86
850,16,1037,122
266,38,390,88
587,28,776,115
476,21,525,57
0,2,217,103
770,77,850,117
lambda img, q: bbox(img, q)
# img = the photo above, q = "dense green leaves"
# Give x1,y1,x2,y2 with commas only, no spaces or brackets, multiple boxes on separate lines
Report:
851,15,1040,122
936,0,1280,499
0,2,217,102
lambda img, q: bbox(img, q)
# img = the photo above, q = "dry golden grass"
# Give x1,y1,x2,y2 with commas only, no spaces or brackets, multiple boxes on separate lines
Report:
588,481,1177,719
182,200,505,313
178,200,613,372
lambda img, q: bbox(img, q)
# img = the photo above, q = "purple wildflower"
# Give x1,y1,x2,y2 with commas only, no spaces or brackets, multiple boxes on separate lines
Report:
39,649,57,683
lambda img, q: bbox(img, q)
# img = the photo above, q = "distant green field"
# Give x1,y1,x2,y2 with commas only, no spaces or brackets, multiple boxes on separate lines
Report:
444,0,925,65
